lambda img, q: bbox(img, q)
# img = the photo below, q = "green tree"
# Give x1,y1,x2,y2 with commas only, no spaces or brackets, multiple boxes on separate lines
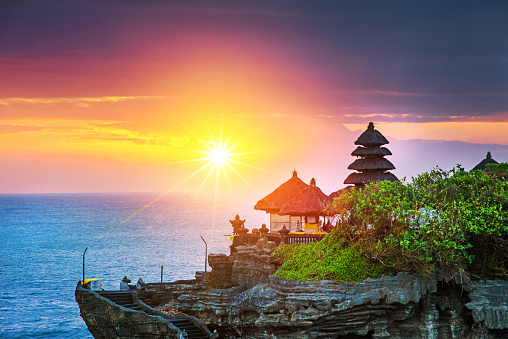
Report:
324,165,508,280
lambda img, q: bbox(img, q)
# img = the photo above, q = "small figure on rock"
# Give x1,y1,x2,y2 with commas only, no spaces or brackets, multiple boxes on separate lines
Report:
120,276,131,291
136,278,145,289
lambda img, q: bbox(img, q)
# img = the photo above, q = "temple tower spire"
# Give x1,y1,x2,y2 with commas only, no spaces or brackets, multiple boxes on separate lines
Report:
344,122,398,187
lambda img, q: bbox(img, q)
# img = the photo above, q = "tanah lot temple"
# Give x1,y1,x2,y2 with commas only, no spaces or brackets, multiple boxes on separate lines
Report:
255,122,399,233
254,121,503,234
76,121,508,339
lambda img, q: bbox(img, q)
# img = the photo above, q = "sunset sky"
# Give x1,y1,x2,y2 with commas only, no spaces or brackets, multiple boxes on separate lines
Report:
1,0,508,195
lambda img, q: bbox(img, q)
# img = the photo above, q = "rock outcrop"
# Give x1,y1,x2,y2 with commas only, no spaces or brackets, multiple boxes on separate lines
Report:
76,284,183,338
76,283,211,338
230,239,279,287
137,242,508,338
466,280,508,334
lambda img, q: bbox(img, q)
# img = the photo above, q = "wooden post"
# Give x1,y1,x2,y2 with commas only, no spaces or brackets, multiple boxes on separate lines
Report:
200,236,207,274
82,247,88,286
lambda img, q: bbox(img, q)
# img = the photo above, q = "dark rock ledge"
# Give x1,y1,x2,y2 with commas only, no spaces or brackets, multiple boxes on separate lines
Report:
138,242,508,338
77,240,508,338
75,282,211,338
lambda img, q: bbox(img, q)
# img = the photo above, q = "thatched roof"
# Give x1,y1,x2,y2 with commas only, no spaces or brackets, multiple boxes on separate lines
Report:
348,157,395,171
354,122,389,147
472,152,499,171
279,178,332,216
351,146,392,157
344,171,398,185
254,170,309,213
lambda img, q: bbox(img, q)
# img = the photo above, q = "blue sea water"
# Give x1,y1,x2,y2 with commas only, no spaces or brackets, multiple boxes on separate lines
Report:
0,192,266,338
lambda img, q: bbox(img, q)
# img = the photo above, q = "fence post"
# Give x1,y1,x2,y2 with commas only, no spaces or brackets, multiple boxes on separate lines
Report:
200,236,208,275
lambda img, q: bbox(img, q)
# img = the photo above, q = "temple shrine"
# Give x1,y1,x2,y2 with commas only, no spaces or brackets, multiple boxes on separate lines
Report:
472,151,499,171
254,170,309,232
279,178,332,232
344,122,398,187
255,122,399,233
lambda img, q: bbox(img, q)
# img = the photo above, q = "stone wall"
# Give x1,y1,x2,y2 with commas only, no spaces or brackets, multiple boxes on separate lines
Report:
230,239,279,287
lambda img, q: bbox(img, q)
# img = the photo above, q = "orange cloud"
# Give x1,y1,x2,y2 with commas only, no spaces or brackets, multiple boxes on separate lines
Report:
0,95,166,106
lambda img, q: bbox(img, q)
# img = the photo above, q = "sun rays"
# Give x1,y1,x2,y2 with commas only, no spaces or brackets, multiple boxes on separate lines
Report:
81,100,288,258
191,127,249,199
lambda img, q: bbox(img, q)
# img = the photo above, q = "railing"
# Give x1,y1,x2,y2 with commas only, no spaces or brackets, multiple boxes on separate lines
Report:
230,232,326,253
284,234,326,244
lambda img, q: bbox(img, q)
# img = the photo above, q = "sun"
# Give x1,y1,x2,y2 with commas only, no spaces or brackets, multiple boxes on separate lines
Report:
208,148,230,166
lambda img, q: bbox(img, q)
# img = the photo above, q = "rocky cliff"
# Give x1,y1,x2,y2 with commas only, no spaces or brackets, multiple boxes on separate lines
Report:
76,284,183,338
76,283,211,338
137,240,508,338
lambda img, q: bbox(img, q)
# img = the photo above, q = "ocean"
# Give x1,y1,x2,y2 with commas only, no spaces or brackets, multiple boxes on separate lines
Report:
0,192,267,338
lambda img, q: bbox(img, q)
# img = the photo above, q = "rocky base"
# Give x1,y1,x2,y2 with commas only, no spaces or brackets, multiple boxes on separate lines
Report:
137,243,508,338
75,284,183,338
75,283,211,339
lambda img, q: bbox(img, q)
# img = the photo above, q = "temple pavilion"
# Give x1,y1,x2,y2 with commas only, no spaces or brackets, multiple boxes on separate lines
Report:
254,170,309,232
279,178,332,232
343,122,398,187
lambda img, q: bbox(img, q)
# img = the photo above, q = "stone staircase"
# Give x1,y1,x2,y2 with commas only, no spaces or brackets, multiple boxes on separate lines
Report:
98,291,209,338
98,291,143,311
167,318,210,339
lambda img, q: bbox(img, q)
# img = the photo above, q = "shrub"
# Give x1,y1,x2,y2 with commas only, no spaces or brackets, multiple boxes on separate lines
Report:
272,230,390,282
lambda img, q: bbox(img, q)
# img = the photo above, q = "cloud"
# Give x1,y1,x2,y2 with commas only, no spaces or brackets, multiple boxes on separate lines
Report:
357,90,432,97
0,124,44,134
344,121,508,146
70,1,314,18
306,87,508,124
64,126,192,148
357,90,508,98
0,95,166,106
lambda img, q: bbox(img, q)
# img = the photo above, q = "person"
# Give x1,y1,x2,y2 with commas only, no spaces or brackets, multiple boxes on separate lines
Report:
120,276,131,291
136,277,145,289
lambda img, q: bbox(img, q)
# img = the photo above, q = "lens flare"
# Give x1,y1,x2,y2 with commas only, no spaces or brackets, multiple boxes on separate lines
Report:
150,98,284,252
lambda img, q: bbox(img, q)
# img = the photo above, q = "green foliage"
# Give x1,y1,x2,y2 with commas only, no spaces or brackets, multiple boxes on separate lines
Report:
486,162,508,181
325,165,508,280
272,230,389,282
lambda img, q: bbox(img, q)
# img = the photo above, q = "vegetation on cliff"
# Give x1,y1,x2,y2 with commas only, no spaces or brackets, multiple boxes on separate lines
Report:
273,165,508,282
272,230,389,282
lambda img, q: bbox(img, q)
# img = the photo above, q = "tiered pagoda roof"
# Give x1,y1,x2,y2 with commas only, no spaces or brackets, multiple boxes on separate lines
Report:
344,122,398,186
